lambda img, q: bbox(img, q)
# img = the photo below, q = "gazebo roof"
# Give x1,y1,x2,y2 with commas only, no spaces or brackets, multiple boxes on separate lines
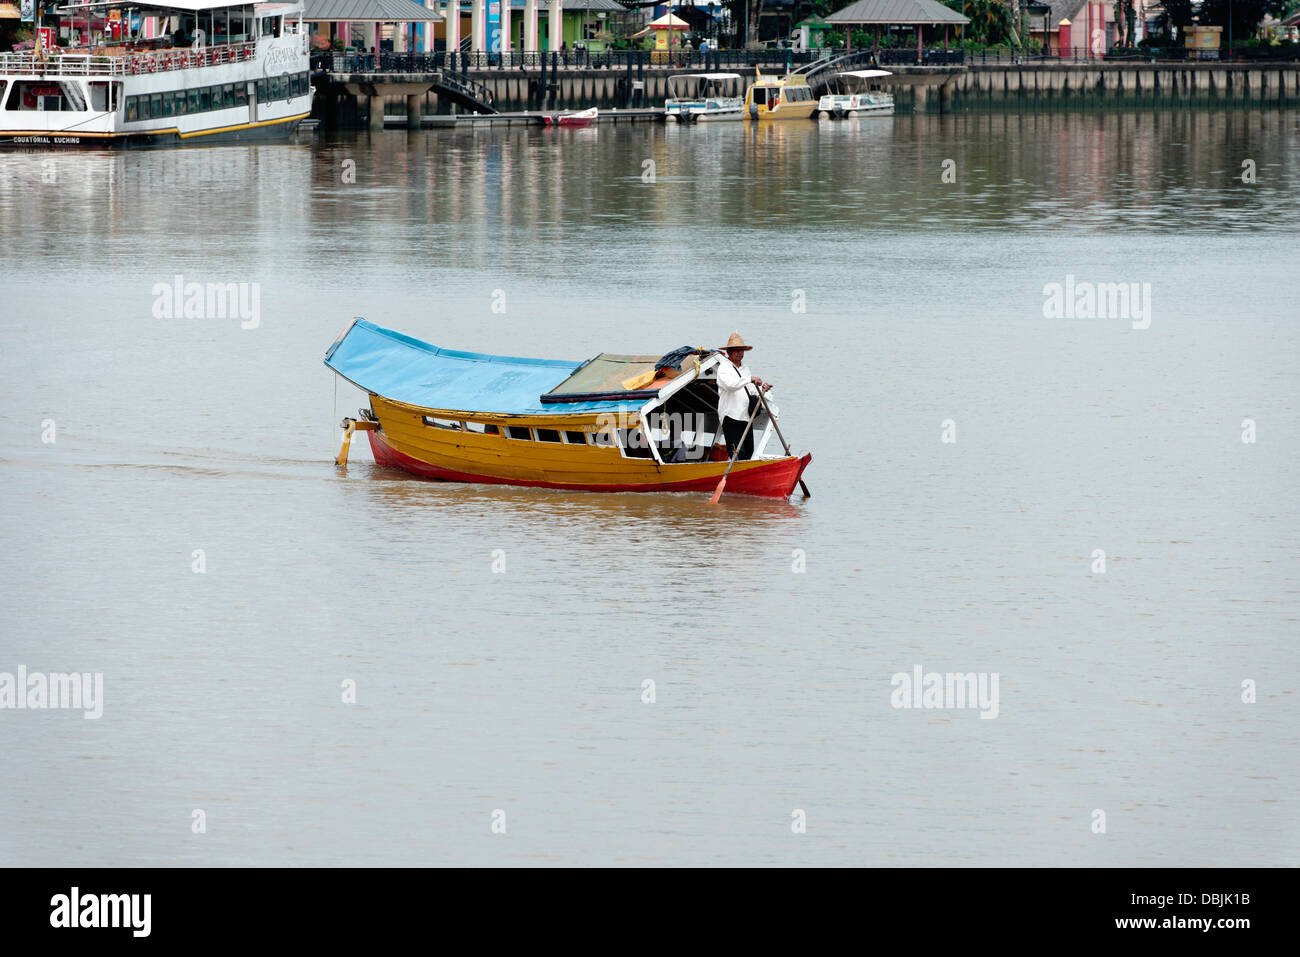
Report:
646,12,689,30
826,0,970,25
302,0,444,21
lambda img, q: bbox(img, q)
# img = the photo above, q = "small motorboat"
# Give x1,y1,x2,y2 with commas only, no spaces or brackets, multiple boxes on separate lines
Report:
816,70,895,118
664,73,745,123
744,69,818,121
325,319,812,500
542,107,598,128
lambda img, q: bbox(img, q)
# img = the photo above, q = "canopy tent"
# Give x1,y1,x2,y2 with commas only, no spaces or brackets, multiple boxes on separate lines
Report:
324,320,648,415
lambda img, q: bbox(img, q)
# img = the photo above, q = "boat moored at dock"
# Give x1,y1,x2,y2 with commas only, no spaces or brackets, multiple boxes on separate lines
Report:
0,0,312,149
664,72,744,123
744,70,817,121
325,319,812,500
542,106,597,127
817,70,894,118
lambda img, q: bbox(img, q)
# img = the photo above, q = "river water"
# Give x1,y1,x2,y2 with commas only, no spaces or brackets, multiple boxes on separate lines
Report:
1,109,1296,866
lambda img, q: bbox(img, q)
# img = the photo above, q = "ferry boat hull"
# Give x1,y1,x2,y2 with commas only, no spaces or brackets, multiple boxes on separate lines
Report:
0,112,308,149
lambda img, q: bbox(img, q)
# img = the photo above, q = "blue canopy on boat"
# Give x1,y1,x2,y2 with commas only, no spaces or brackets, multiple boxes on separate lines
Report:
323,319,646,415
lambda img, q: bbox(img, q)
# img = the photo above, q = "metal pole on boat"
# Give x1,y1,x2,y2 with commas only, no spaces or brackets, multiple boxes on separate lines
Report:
708,401,762,505
754,388,810,498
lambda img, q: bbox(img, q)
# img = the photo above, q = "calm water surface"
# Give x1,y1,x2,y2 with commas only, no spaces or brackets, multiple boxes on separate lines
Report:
1,110,1297,865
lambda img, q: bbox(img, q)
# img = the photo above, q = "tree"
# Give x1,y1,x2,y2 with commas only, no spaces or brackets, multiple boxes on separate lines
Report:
1198,0,1289,43
946,0,1010,45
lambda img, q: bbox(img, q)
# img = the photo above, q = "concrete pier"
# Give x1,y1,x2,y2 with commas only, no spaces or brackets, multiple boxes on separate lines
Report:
925,61,1300,114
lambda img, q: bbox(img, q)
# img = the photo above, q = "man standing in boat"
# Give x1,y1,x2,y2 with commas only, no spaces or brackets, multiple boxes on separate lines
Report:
716,333,771,461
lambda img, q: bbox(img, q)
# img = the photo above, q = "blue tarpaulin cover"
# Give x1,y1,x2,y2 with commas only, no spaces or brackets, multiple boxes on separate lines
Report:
324,319,643,415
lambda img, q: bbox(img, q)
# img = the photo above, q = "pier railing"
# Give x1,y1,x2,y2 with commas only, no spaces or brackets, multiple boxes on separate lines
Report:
312,49,844,75
967,47,1300,64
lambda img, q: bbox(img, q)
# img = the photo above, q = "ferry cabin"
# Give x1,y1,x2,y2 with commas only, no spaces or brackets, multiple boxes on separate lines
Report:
0,0,312,148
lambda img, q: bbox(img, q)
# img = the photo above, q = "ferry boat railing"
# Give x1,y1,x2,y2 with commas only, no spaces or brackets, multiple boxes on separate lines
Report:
1,42,268,78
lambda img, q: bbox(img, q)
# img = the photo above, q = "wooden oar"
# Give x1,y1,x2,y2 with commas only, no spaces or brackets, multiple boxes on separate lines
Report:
708,402,762,505
754,389,810,499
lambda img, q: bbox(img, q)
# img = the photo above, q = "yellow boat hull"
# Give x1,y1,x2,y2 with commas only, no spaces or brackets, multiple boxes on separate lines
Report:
362,395,811,497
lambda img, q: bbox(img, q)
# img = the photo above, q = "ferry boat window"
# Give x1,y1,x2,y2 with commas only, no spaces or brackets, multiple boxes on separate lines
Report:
187,90,200,114
534,429,562,443
88,82,113,112
563,431,587,445
149,93,163,118
198,88,211,111
506,426,532,440
234,83,248,107
256,79,267,103
126,97,139,122
4,81,84,112
223,84,236,107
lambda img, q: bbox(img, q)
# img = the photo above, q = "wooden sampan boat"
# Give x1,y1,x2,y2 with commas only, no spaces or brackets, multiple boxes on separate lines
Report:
324,319,811,499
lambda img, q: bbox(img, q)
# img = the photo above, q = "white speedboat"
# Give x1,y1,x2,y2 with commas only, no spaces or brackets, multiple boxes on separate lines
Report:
664,72,744,123
817,69,894,118
0,0,312,149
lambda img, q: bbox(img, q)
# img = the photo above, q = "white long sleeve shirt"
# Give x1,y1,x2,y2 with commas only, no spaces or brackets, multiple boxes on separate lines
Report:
716,358,757,422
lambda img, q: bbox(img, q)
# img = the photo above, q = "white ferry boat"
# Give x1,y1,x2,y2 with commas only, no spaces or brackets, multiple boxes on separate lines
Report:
0,0,312,148
816,70,894,119
664,73,744,123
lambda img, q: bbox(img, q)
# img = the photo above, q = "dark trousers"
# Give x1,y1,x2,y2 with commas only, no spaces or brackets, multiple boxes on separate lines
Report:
721,395,759,461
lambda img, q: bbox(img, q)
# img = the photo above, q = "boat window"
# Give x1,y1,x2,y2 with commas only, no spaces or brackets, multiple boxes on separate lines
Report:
564,431,587,445
463,421,498,434
149,94,163,119
534,429,562,443
618,429,654,459
422,417,462,430
592,428,615,448
506,426,531,440
3,81,85,112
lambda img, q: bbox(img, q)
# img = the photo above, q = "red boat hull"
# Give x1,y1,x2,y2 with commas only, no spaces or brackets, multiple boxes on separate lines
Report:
366,431,810,499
